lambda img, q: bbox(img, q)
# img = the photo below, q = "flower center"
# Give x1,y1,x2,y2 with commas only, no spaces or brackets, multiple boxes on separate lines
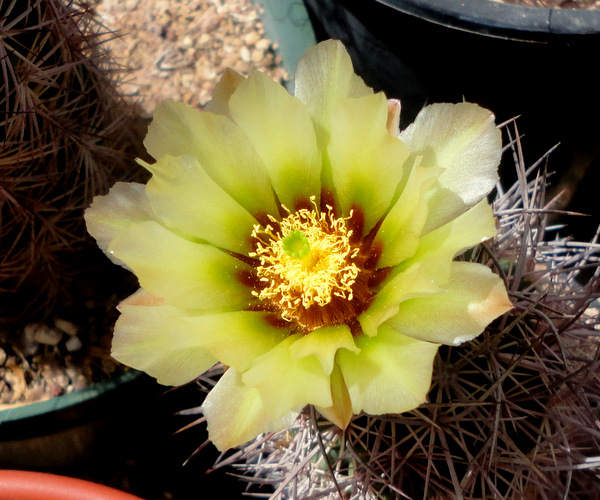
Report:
250,198,360,330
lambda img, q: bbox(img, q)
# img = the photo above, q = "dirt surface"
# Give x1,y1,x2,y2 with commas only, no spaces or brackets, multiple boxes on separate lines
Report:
93,0,288,115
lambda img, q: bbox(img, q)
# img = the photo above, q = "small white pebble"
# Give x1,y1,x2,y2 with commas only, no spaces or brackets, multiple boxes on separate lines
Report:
251,49,263,63
198,33,211,46
65,335,83,353
180,35,194,48
23,324,41,356
240,45,251,62
23,323,38,342
243,31,260,46
255,38,271,51
66,367,88,391
55,373,70,389
54,318,78,336
34,325,63,346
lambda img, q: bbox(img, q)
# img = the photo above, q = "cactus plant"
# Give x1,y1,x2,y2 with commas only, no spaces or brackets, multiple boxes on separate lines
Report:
198,119,600,499
0,0,147,329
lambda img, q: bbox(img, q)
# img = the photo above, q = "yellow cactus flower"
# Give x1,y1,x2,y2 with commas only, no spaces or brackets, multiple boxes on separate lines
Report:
85,40,512,451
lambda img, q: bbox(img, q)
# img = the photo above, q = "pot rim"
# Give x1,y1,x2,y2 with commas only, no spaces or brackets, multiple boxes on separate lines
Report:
252,0,317,77
376,0,600,39
0,369,142,424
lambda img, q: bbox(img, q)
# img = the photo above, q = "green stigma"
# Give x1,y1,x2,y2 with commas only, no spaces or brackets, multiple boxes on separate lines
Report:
281,229,311,260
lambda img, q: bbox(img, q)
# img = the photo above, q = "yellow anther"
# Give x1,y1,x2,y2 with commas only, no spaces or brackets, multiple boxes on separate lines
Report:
250,202,359,326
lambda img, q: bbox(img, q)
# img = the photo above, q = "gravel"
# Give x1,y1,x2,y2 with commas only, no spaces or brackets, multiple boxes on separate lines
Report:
93,0,289,115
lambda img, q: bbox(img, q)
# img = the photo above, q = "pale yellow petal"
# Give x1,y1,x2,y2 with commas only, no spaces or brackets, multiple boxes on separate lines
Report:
288,324,358,375
228,70,321,207
144,102,278,217
118,288,165,307
203,68,246,118
84,182,153,269
202,367,298,451
359,263,444,338
113,300,286,384
111,300,217,386
375,159,441,269
108,220,254,311
362,200,498,338
400,198,498,283
328,93,410,234
293,40,374,196
317,361,353,429
143,154,257,254
399,102,501,233
242,335,333,420
294,39,372,139
338,326,440,415
386,261,512,345
112,294,288,385
386,99,401,137
181,311,289,372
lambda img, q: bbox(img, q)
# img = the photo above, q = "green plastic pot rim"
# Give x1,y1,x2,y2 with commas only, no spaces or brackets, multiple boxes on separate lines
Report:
0,369,142,424
375,0,600,39
251,0,316,84
0,470,143,500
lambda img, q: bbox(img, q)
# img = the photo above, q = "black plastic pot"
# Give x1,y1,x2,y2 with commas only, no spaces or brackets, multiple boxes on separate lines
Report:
0,370,150,470
304,0,600,238
304,0,600,120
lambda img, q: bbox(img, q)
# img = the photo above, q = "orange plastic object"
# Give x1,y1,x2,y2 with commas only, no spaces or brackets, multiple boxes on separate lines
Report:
0,470,144,500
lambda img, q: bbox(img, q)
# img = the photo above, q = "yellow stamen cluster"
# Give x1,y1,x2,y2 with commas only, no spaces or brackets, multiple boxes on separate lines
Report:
250,198,360,326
